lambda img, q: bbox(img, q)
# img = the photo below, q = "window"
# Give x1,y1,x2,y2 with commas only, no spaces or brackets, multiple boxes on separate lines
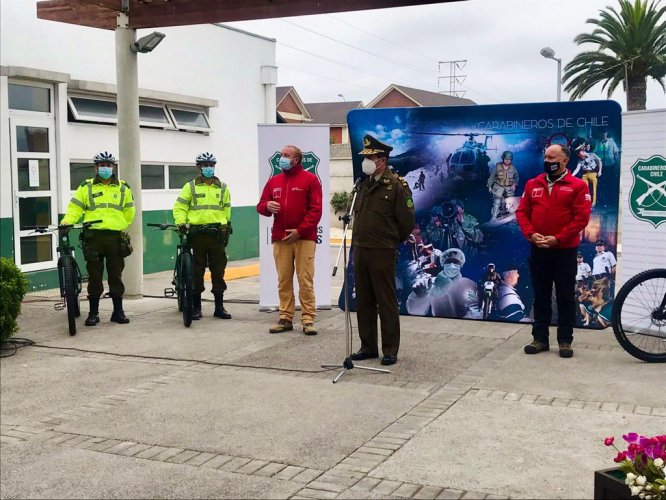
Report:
139,104,172,128
9,84,50,112
142,164,165,189
66,93,211,133
68,96,117,123
168,107,211,132
168,165,199,189
70,162,94,190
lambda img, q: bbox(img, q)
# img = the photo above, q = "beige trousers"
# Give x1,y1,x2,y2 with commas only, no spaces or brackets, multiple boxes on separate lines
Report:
273,240,316,324
582,172,598,205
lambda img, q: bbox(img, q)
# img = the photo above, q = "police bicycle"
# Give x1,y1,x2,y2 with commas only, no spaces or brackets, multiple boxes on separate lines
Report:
611,268,666,363
24,220,102,336
147,222,221,327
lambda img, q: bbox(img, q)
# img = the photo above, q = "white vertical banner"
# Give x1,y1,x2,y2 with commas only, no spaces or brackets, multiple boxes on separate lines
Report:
619,109,666,287
257,124,331,310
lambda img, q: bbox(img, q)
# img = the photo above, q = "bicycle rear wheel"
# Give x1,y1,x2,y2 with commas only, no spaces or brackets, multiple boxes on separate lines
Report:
179,252,194,327
612,268,666,363
62,256,78,336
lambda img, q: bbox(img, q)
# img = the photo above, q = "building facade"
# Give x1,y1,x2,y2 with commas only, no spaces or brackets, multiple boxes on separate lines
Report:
1,0,276,290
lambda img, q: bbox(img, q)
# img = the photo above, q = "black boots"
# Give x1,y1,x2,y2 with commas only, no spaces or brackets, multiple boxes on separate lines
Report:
85,297,100,326
192,293,202,320
110,296,130,324
213,292,231,319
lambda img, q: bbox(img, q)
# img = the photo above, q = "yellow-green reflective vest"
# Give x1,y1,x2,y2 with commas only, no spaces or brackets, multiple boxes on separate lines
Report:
61,176,135,231
173,176,231,225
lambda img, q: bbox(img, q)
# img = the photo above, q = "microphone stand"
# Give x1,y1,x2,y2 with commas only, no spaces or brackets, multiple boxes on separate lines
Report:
322,179,389,383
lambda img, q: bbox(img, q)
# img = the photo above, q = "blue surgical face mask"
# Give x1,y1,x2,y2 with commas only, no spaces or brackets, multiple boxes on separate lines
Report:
201,166,215,178
279,157,292,170
98,166,113,180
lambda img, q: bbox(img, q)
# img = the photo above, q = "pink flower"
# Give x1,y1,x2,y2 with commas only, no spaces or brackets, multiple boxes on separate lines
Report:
623,433,641,445
614,451,628,463
605,437,615,446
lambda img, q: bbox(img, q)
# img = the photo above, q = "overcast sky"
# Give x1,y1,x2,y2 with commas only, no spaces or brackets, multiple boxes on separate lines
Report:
227,0,666,110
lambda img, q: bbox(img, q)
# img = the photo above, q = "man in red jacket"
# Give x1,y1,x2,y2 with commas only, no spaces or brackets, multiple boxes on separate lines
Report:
516,144,591,358
257,145,323,335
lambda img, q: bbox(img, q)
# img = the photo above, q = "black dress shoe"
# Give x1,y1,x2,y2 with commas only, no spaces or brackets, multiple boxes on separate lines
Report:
350,350,379,361
85,313,99,326
381,355,398,366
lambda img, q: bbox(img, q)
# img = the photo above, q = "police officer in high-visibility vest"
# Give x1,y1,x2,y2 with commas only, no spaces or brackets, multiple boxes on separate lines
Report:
60,151,136,326
173,152,232,320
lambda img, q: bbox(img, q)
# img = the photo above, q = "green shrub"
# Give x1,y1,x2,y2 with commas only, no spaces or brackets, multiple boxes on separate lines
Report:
0,257,29,342
330,191,351,214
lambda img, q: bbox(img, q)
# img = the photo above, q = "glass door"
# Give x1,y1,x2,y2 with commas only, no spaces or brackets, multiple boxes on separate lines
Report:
10,115,58,272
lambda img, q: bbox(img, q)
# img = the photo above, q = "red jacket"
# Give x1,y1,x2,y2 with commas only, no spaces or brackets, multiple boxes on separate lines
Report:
516,171,591,249
257,163,323,243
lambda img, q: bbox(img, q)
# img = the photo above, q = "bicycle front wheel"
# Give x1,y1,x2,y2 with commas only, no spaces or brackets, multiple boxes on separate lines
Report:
612,268,666,363
179,252,194,327
62,256,78,336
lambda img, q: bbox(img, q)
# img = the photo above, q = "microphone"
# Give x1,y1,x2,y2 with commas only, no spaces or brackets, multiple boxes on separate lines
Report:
351,176,362,192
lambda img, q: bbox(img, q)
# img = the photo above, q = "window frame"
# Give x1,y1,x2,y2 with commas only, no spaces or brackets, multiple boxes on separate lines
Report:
166,162,200,190
140,163,167,190
166,105,211,132
7,80,54,117
67,94,118,124
139,102,176,130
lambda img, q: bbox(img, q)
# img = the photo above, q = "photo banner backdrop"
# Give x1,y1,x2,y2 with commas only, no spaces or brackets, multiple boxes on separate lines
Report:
341,101,622,329
257,124,331,310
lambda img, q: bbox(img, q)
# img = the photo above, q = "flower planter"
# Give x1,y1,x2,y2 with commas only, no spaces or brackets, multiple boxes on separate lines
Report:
594,468,631,499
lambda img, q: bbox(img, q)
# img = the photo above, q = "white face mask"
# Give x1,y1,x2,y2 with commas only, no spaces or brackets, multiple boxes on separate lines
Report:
362,158,377,176
442,263,461,279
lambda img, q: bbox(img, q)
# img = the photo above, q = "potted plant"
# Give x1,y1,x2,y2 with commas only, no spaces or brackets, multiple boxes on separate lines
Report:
0,257,29,343
595,434,666,499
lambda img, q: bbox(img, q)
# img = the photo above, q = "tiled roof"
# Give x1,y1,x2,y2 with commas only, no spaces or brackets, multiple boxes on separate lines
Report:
305,101,363,125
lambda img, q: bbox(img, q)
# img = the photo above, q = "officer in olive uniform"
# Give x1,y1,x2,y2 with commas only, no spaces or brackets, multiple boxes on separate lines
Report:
488,151,519,221
173,152,232,320
351,135,416,365
60,151,136,326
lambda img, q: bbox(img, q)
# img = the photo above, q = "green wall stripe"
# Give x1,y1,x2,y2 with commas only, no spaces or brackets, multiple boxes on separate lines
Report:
1,206,259,292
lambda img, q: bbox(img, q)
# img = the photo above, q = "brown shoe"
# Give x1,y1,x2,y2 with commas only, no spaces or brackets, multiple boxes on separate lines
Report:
303,323,317,336
559,343,573,358
524,341,549,354
269,319,293,334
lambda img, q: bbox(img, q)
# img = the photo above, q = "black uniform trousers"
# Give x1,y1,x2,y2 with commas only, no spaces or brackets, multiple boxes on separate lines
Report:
529,246,577,344
84,230,125,299
190,232,228,294
353,246,400,357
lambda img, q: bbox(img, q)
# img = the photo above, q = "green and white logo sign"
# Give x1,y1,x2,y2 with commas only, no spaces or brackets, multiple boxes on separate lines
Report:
268,151,321,183
629,154,666,228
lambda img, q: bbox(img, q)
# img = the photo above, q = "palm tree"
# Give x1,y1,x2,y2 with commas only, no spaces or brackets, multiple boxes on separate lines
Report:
563,0,666,110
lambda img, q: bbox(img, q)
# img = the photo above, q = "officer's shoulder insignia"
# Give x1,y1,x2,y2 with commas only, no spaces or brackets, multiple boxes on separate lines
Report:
121,180,131,189
399,176,409,188
79,180,89,187
406,197,414,208
382,178,390,184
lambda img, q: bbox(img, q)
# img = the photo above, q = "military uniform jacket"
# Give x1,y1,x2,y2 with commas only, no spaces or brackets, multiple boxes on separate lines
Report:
61,176,135,231
173,176,231,226
353,169,415,249
488,163,519,190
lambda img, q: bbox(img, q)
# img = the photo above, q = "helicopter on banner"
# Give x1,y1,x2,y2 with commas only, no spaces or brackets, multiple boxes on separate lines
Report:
414,131,518,182
445,133,494,181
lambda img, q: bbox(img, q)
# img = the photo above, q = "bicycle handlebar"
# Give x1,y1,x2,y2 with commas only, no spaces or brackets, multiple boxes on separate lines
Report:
23,219,104,233
147,222,222,231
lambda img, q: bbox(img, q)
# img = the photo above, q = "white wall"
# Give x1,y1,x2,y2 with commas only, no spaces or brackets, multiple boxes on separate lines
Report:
618,109,666,287
0,0,276,212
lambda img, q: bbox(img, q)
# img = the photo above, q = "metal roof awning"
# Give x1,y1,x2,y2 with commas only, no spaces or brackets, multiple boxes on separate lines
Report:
37,0,462,30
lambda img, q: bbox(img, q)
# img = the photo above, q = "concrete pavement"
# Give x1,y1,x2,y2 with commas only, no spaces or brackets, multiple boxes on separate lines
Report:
1,250,664,499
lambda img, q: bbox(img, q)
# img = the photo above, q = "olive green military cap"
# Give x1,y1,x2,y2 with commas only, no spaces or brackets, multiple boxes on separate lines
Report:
359,134,393,155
